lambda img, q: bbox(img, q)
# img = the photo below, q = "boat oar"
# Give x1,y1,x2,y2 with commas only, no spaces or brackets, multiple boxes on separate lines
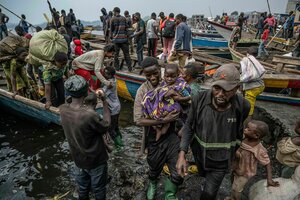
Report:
0,3,37,29
265,25,284,48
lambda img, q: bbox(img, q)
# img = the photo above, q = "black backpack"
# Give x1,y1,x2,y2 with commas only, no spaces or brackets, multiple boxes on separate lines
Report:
162,19,175,38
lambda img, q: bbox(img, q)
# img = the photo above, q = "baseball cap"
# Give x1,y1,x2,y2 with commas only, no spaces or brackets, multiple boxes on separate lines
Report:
211,64,240,91
64,75,89,98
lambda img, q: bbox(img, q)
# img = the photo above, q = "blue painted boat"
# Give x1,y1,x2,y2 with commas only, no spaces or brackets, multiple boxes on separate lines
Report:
0,89,61,125
192,37,228,48
0,88,103,125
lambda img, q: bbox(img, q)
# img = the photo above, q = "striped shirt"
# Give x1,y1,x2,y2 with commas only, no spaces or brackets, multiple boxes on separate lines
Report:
110,15,128,43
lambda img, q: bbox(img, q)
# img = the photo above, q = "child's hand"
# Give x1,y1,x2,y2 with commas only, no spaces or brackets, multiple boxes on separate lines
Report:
163,110,179,123
172,94,182,101
267,179,279,187
165,89,177,98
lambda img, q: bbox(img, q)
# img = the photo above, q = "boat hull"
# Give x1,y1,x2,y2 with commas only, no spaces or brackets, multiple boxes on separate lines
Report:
0,90,60,125
0,89,103,125
115,71,145,101
192,38,228,48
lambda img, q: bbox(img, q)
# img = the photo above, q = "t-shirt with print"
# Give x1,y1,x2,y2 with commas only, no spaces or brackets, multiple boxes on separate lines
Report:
42,64,65,85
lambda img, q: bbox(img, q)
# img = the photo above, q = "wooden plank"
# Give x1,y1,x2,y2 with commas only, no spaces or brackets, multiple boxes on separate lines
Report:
276,63,285,72
273,55,300,66
0,89,59,114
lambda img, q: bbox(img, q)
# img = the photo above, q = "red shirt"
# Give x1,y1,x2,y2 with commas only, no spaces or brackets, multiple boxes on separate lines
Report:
261,29,269,42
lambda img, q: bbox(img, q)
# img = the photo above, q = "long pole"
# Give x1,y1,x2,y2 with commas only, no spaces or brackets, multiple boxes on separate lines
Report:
0,3,36,28
266,0,271,14
209,6,213,17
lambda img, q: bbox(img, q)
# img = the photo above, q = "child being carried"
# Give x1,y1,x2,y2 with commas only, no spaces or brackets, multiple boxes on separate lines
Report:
142,64,191,141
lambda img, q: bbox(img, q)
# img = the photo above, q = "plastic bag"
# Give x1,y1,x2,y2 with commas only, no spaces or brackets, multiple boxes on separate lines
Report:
240,55,266,82
29,29,68,62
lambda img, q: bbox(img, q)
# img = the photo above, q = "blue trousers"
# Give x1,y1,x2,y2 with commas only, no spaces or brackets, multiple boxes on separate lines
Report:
0,24,8,40
136,39,144,66
258,40,268,57
74,163,108,200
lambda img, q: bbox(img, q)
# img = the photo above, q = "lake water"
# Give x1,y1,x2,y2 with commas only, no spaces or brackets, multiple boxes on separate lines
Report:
0,98,138,199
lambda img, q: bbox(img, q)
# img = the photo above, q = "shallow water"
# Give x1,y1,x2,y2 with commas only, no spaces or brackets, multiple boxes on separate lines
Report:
0,98,285,200
0,98,140,199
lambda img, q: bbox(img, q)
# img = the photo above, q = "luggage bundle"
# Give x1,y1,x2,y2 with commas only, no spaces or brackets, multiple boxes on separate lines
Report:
26,29,68,68
0,35,29,63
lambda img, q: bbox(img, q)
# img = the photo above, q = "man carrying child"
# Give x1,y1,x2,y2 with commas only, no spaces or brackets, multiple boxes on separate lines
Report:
134,57,183,200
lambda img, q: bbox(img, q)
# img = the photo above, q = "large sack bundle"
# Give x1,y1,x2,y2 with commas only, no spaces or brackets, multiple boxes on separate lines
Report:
29,29,68,62
0,35,29,62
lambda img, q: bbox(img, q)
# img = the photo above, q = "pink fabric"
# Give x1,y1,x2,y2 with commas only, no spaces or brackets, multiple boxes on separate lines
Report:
163,37,174,57
264,17,275,27
234,142,270,178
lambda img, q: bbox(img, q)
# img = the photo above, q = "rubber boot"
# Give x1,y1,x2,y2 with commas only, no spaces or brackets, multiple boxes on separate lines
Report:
114,135,123,148
164,178,178,200
146,179,157,200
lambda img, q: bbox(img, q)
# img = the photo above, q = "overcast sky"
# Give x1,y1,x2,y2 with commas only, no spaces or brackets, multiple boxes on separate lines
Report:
0,0,288,24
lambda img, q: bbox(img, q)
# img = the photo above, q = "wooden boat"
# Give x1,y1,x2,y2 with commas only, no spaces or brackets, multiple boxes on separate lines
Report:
114,70,300,105
191,29,223,38
208,20,296,52
0,88,61,125
81,38,300,105
192,36,228,48
0,69,102,125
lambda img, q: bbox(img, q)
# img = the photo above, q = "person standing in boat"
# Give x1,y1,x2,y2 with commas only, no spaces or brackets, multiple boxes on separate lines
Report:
47,0,60,29
110,7,132,71
124,10,134,54
59,10,72,36
146,12,159,57
237,12,247,39
255,13,265,39
159,12,167,47
132,12,147,67
43,51,68,109
60,75,111,200
176,64,250,200
161,13,176,62
2,47,31,98
19,14,31,34
240,47,265,122
284,11,295,40
264,14,276,36
0,8,9,40
72,44,115,91
168,14,192,72
67,9,76,25
257,24,270,59
134,57,183,200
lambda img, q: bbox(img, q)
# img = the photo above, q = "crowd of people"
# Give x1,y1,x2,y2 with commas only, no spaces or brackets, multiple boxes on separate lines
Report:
100,7,192,71
1,4,300,200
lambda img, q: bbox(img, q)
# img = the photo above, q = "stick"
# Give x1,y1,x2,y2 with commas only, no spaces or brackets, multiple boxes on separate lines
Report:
265,16,293,49
0,3,36,28
43,13,51,24
266,0,271,14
